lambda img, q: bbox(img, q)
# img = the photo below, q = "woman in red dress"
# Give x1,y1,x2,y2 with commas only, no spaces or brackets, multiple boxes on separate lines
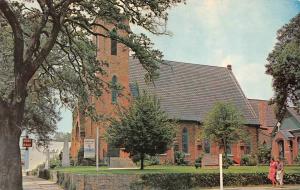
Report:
268,158,278,186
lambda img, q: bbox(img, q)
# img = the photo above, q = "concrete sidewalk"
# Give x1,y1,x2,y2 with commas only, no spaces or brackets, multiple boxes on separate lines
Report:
207,185,300,190
23,176,63,190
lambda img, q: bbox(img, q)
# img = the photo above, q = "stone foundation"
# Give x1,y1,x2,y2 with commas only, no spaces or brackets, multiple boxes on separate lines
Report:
50,170,140,190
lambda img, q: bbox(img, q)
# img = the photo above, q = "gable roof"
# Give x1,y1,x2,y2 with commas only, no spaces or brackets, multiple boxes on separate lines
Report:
279,130,294,140
248,99,277,127
287,107,300,124
129,57,259,125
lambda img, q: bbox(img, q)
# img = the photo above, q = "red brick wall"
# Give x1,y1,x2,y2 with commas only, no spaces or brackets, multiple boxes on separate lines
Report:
272,132,300,165
159,122,259,165
70,20,130,161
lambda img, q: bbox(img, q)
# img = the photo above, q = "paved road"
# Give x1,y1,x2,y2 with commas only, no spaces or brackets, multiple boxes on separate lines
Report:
23,176,63,190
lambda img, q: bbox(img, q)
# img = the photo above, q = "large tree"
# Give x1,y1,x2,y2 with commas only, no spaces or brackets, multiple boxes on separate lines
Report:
0,16,60,147
266,13,300,120
105,91,176,170
0,0,184,189
203,102,245,168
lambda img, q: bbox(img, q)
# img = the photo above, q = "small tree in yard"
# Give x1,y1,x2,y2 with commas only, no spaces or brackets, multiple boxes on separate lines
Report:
257,144,272,164
106,91,176,170
203,102,246,168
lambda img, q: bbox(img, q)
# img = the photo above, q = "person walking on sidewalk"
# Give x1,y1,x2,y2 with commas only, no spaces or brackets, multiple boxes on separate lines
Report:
276,158,284,187
268,158,278,187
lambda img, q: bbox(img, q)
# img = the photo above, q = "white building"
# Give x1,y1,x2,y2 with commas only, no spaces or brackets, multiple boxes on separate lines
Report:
21,141,70,171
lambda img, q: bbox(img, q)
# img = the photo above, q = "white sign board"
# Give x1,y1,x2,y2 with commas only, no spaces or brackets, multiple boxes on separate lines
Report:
84,139,95,158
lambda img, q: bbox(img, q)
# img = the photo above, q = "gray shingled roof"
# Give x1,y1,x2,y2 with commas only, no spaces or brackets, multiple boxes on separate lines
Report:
279,130,294,139
129,57,259,125
248,99,277,127
287,107,300,124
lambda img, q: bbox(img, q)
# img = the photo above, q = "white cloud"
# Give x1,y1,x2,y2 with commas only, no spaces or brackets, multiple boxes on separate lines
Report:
219,55,274,100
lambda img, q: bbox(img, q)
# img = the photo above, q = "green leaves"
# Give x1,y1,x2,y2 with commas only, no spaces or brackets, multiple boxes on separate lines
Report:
203,102,245,153
266,13,300,120
0,0,185,152
106,90,176,168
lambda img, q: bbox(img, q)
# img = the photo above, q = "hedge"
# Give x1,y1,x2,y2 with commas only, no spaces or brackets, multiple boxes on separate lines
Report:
131,173,300,190
38,169,50,180
42,170,300,190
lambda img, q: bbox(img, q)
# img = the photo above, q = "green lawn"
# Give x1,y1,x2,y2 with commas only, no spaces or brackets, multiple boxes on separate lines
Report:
53,165,300,175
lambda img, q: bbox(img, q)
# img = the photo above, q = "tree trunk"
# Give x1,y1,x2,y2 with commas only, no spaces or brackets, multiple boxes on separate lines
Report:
0,103,23,190
223,139,228,169
140,154,144,170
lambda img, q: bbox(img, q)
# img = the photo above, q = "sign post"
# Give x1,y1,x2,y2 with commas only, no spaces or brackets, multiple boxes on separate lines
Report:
96,127,99,172
219,154,223,190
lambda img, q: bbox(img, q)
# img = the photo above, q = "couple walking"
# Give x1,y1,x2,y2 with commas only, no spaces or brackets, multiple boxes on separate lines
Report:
268,158,284,187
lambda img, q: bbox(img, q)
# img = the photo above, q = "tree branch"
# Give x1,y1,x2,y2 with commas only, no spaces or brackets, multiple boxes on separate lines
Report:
0,0,24,71
23,0,50,64
23,0,72,83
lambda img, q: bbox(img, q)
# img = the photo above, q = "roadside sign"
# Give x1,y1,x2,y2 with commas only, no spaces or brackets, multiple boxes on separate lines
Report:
84,138,95,158
22,136,32,149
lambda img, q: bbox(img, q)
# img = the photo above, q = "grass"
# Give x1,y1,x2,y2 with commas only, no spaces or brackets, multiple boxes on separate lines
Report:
53,165,300,175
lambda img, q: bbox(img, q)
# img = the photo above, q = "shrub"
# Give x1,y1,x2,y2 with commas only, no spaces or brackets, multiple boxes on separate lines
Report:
242,154,258,166
194,156,202,169
175,151,186,165
294,152,300,164
131,173,300,190
38,169,50,180
146,155,160,166
132,154,160,166
257,144,271,164
248,154,258,166
241,155,250,166
49,156,61,169
223,155,233,168
131,154,140,164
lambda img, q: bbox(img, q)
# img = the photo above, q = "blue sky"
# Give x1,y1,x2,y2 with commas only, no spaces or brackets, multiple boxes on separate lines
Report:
57,0,300,133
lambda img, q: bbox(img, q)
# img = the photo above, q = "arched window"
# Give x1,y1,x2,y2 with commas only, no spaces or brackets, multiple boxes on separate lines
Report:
111,75,118,104
278,140,284,160
182,128,189,153
111,30,117,55
130,83,139,98
204,139,210,154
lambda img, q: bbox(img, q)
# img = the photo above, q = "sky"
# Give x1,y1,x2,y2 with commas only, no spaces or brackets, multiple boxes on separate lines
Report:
57,0,300,133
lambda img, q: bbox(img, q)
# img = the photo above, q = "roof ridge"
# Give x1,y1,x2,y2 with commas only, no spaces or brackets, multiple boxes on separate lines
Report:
164,60,227,69
129,56,227,70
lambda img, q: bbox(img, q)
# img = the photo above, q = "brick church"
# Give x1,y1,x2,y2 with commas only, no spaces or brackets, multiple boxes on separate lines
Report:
71,22,270,165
